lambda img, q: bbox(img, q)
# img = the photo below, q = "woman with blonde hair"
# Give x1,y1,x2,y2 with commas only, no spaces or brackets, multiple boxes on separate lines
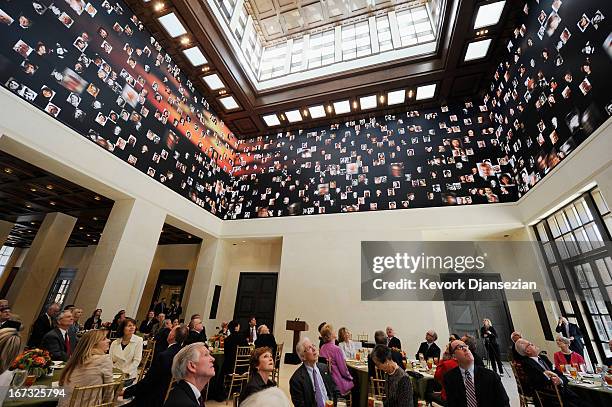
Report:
480,318,503,375
59,330,114,407
338,327,358,359
0,328,21,404
319,324,354,397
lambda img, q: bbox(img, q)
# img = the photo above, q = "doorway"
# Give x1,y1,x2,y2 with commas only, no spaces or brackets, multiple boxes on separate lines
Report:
150,269,188,316
233,272,278,332
441,273,514,361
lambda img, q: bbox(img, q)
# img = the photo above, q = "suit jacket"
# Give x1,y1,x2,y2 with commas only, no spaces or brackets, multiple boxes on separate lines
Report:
28,313,54,348
289,363,338,407
254,333,277,356
41,328,77,361
163,379,201,407
139,319,156,334
222,332,248,376
388,336,402,350
520,355,568,391
444,365,509,407
124,342,182,407
555,323,584,355
415,342,441,360
154,302,167,316
185,329,207,345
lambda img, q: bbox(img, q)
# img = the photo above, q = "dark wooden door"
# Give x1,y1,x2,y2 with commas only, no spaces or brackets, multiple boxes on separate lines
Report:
234,273,278,332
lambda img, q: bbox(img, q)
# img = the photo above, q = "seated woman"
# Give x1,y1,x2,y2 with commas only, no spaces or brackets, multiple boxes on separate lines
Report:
109,310,126,338
84,309,103,330
338,327,358,359
240,346,277,402
553,335,586,371
109,317,143,379
222,320,248,378
432,343,458,406
0,328,21,404
319,324,354,398
58,330,114,407
372,345,413,407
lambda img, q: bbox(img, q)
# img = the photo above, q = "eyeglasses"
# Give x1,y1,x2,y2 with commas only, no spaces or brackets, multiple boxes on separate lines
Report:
451,344,468,354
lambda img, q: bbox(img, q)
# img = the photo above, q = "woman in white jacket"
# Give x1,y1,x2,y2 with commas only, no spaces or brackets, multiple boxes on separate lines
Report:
109,317,143,379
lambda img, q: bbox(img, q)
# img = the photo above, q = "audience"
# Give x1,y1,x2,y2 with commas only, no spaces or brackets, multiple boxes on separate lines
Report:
317,322,327,348
289,337,338,407
372,345,413,407
369,330,404,377
28,302,60,348
247,316,258,343
338,327,358,359
168,300,182,321
42,310,77,361
164,343,215,407
69,308,83,335
0,328,21,404
432,342,458,405
319,324,355,398
110,317,143,379
553,336,586,371
218,321,229,337
153,298,167,316
124,324,189,407
240,346,277,402
509,331,523,361
254,324,277,356
222,320,248,378
139,311,157,334
151,312,166,337
444,340,509,407
185,317,207,345
555,317,584,356
58,330,113,407
416,330,441,360
154,318,173,354
386,326,402,349
84,308,103,330
461,335,484,368
110,310,126,336
240,387,291,407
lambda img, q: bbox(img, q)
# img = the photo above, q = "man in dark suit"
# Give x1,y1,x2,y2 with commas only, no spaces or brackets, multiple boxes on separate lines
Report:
254,324,277,356
444,339,509,407
368,330,403,377
289,337,339,407
509,331,524,361
139,311,157,334
386,326,402,349
416,330,441,360
555,317,584,356
154,298,167,316
185,317,207,345
0,305,21,329
41,310,77,361
124,324,189,407
27,302,60,348
163,343,216,407
514,339,585,407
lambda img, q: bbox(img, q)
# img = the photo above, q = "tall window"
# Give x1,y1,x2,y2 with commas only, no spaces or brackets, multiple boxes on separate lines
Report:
42,268,77,311
535,188,612,364
0,245,14,279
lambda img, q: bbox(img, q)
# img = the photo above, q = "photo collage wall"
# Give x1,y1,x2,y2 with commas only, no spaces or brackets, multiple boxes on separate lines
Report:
0,0,237,216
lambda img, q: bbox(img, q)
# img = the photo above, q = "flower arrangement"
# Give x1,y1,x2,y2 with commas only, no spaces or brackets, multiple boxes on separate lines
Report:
10,348,52,377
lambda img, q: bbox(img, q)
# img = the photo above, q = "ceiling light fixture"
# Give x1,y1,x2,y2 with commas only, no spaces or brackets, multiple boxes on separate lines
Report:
180,36,190,45
326,105,333,114
46,184,53,190
3,168,12,173
379,95,385,104
408,89,414,98
183,47,207,66
387,90,406,105
153,2,164,12
416,84,437,100
473,0,506,29
464,38,492,61
219,96,240,110
360,95,377,110
30,188,36,192
262,114,280,127
157,12,187,38
333,100,351,114
309,105,326,118
285,110,303,123
49,201,56,206
202,74,224,90
94,195,101,201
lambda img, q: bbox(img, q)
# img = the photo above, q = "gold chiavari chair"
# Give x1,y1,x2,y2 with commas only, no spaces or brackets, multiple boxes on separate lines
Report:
165,378,177,402
510,361,537,407
272,343,283,384
535,385,564,407
67,380,123,407
136,348,154,383
369,367,386,400
225,346,253,404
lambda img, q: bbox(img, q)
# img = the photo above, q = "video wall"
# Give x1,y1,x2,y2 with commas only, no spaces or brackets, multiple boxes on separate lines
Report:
0,0,237,217
490,0,611,197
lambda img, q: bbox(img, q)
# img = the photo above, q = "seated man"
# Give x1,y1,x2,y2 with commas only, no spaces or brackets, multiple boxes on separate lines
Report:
461,335,484,367
515,339,585,407
41,310,77,361
0,305,20,329
444,340,509,407
386,326,402,349
164,343,216,407
510,331,524,361
416,330,441,360
289,337,338,407
368,330,404,377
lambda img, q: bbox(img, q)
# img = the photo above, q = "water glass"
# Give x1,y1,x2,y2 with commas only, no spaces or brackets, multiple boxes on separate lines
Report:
12,370,27,387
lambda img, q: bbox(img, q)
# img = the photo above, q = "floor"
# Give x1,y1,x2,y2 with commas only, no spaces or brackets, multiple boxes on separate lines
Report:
206,362,521,406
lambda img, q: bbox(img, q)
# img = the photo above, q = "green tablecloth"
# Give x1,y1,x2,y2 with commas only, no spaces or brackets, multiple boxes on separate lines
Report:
346,360,369,407
569,381,612,406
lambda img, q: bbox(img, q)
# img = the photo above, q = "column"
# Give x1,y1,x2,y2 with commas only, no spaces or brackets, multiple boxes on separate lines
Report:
9,212,76,333
0,220,14,247
76,199,165,318
594,163,612,206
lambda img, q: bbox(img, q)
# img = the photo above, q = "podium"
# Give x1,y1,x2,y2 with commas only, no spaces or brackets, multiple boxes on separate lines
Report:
284,320,308,364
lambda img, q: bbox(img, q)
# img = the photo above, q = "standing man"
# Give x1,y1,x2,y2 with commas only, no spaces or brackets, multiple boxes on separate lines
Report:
386,326,402,349
444,339,509,407
164,343,216,407
555,317,584,356
248,317,257,343
289,337,338,407
41,311,77,361
154,298,167,316
28,302,60,348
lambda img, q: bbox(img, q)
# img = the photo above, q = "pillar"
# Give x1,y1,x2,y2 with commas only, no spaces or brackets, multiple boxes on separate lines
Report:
0,220,14,247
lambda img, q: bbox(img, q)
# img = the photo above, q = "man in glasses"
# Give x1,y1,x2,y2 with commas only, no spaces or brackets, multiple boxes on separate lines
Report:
444,339,509,406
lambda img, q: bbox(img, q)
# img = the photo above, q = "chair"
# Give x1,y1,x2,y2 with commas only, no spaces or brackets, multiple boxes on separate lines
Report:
370,367,386,400
357,334,369,342
225,346,253,404
67,380,123,407
146,338,156,351
164,377,177,402
272,343,283,384
136,348,154,382
535,385,564,407
510,361,537,407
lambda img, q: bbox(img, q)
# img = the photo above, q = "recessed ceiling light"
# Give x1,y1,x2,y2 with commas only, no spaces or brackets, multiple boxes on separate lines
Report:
308,105,326,119
157,12,187,38
416,84,436,100
219,96,240,110
3,168,12,173
180,36,190,45
46,184,54,190
262,114,280,127
182,47,208,66
359,95,377,110
473,1,506,29
94,195,101,201
202,74,224,90
49,201,56,206
285,110,302,123
464,38,492,61
333,100,351,114
387,90,405,105
30,187,37,192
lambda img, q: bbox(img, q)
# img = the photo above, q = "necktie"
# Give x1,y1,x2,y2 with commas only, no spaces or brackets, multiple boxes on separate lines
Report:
313,368,325,407
538,358,548,371
65,333,71,356
198,395,205,407
464,370,477,407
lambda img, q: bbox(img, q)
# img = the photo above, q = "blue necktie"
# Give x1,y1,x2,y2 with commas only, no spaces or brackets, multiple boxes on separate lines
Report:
313,367,325,407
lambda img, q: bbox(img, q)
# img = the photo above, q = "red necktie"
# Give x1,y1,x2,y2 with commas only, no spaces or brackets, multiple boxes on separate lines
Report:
65,334,71,356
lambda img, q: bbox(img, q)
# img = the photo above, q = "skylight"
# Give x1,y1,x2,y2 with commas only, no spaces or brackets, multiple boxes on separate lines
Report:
387,90,406,105
158,13,187,38
202,74,225,90
360,95,377,110
219,96,239,110
308,105,326,119
464,39,492,62
473,1,506,29
262,114,280,127
416,84,436,100
333,100,351,114
285,110,303,123
182,47,208,66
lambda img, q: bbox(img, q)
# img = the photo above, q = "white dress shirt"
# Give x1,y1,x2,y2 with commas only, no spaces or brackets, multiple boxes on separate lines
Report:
186,380,201,402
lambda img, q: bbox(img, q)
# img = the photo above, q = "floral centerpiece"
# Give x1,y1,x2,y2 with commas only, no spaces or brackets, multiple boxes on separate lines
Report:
10,348,52,378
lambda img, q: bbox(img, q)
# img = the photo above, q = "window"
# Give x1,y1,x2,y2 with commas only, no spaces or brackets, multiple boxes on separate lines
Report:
290,38,304,73
42,268,77,311
0,245,14,279
377,15,393,52
307,29,335,69
535,189,612,364
259,43,288,80
342,21,370,61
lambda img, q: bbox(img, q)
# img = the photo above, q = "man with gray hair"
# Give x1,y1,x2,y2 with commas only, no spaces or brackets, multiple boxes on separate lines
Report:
41,310,76,361
164,342,215,407
416,329,441,360
289,337,338,407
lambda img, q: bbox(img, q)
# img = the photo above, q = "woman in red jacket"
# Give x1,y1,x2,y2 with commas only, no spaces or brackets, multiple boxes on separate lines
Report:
432,343,458,404
553,335,586,372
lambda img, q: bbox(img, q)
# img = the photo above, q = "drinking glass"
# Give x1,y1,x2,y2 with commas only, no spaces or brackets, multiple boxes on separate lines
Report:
558,364,565,373
569,366,578,380
427,358,433,370
12,370,27,387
